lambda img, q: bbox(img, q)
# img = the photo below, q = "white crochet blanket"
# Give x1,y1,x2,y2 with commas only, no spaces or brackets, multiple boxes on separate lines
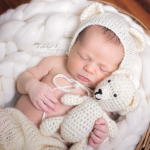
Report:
0,0,150,149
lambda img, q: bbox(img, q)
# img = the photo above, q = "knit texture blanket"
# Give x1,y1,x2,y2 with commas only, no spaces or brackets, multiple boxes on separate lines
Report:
0,0,150,150
0,108,67,150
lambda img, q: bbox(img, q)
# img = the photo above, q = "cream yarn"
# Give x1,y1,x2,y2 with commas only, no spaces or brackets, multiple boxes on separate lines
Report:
0,108,67,150
68,3,146,69
39,71,140,150
95,71,140,113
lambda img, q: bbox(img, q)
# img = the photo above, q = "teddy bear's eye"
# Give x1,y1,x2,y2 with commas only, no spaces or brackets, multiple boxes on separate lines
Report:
108,80,111,83
114,94,117,97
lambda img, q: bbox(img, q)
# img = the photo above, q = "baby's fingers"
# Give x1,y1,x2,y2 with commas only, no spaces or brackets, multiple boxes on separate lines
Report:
48,86,55,96
43,98,57,113
94,124,109,135
37,100,51,113
93,127,106,140
33,101,42,111
96,118,107,125
46,91,59,105
90,132,103,145
89,137,99,148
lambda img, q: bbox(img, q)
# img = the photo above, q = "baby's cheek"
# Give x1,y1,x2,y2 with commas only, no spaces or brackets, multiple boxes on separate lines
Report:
95,73,107,85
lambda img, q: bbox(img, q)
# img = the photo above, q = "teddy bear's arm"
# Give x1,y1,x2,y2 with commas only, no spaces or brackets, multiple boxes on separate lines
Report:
40,116,65,136
70,138,88,150
102,112,119,138
61,94,89,106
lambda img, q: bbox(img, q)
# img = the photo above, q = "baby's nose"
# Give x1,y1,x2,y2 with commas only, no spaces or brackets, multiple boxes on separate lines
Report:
83,63,96,74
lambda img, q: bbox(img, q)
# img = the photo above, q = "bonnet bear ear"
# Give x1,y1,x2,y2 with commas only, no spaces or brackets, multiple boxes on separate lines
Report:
125,91,140,112
129,27,146,52
80,3,104,22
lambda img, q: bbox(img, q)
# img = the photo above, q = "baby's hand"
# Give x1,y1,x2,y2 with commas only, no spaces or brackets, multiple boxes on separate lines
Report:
28,81,59,113
89,118,109,148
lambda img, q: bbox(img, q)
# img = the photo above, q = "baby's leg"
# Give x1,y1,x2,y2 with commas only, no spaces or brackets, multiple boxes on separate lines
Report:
15,95,43,127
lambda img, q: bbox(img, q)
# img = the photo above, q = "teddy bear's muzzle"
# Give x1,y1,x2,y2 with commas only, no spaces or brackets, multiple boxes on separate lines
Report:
95,89,102,100
95,85,111,101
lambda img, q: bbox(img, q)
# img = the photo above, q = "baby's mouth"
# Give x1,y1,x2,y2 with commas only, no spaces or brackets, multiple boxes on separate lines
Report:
77,74,92,83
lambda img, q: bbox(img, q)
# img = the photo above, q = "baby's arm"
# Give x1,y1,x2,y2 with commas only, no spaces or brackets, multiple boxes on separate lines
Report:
17,56,59,113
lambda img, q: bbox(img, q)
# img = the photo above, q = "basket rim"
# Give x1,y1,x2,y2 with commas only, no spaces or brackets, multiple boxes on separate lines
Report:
90,0,150,36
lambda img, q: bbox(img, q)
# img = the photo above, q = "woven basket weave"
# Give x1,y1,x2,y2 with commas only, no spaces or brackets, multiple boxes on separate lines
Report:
135,124,150,150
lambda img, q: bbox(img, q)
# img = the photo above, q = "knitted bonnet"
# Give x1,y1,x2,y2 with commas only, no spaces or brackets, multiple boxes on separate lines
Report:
68,3,145,69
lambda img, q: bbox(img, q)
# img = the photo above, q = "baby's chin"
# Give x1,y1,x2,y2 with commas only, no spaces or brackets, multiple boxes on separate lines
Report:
81,82,96,89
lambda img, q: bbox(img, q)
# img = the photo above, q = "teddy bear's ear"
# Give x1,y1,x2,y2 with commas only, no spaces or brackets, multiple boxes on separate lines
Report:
125,91,140,112
112,69,133,80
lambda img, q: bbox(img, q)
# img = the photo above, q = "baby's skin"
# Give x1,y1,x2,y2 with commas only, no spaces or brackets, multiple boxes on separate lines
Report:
16,25,124,148
16,56,87,126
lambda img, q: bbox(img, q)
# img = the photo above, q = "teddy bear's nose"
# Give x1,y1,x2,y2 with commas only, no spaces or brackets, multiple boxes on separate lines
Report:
95,89,102,95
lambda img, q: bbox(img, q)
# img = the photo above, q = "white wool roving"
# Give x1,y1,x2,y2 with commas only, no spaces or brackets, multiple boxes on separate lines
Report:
0,0,150,150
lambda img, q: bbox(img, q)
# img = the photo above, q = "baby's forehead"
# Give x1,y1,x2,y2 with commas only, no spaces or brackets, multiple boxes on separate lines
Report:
85,25,102,32
77,25,103,42
78,25,121,47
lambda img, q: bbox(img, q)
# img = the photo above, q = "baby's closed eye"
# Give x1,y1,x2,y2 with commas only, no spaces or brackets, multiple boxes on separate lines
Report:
77,51,89,61
98,66,111,75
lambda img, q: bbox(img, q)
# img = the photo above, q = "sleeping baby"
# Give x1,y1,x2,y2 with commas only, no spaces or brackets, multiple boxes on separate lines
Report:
0,3,145,150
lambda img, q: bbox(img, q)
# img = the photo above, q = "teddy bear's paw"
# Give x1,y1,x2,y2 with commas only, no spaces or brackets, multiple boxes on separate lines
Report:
40,117,64,136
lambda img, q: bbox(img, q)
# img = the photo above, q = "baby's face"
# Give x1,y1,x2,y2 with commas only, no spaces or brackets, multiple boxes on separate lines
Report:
67,27,124,88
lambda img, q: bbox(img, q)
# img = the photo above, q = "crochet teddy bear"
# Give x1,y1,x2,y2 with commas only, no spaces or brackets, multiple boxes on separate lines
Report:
40,70,140,150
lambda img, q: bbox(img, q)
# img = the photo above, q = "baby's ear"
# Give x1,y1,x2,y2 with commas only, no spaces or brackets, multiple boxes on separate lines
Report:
125,91,140,112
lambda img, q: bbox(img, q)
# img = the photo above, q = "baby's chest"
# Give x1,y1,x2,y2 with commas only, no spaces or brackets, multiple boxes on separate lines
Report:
41,73,78,118
41,74,80,118
41,73,76,99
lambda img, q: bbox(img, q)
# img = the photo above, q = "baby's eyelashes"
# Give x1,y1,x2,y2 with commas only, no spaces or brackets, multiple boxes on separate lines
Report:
80,56,89,61
99,66,110,74
77,51,89,61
